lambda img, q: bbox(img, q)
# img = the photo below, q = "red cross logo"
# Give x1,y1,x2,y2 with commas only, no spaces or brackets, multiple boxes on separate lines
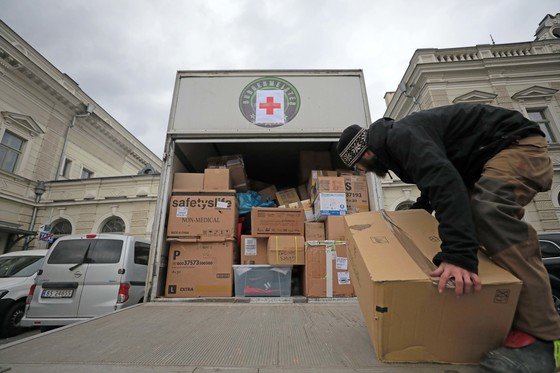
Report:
259,96,281,115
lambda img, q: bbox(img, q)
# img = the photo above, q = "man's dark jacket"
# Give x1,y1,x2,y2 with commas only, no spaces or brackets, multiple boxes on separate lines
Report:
368,103,543,273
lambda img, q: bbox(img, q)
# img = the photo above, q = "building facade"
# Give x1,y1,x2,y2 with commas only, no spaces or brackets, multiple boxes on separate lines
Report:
0,21,162,253
381,13,560,232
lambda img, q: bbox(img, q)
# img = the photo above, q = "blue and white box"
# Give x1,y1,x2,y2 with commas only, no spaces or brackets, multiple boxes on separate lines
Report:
313,192,347,221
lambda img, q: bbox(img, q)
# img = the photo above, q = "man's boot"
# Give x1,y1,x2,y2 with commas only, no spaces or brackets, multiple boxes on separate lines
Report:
479,330,558,373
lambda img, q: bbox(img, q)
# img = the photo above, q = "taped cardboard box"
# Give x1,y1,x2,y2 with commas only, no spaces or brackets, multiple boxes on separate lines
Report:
313,193,347,221
167,193,237,238
165,239,234,298
304,241,354,298
240,235,268,265
251,207,305,236
276,188,300,206
203,168,231,190
207,154,249,192
267,235,305,265
342,175,370,214
279,199,314,222
344,210,522,363
308,171,338,198
305,222,325,241
172,173,204,192
325,216,346,241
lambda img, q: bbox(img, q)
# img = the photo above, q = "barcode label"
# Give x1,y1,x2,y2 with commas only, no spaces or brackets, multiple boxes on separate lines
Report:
245,238,257,256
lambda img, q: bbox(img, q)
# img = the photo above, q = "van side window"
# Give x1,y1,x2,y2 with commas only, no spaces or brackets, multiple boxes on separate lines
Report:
48,240,90,264
89,240,123,264
134,243,150,265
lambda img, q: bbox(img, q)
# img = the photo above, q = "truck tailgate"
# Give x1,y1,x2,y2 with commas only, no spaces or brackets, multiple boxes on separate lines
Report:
0,301,477,372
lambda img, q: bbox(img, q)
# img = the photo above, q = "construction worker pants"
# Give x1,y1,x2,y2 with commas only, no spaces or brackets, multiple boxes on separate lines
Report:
470,135,560,341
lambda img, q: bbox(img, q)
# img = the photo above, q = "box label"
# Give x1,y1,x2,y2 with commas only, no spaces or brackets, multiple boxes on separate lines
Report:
217,201,229,209
176,207,188,217
245,238,257,256
336,257,348,270
337,271,350,285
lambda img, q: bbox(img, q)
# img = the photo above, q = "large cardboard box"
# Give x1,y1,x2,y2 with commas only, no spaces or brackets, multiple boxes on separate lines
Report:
344,210,522,363
165,240,234,298
304,241,354,298
172,173,204,192
207,155,249,192
240,235,268,265
307,171,338,197
167,193,237,238
251,207,305,236
203,169,231,190
276,188,300,206
342,175,370,214
267,235,305,265
325,216,346,241
305,222,325,241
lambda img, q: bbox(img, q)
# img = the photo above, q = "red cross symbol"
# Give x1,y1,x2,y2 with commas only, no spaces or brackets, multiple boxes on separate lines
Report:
259,96,281,115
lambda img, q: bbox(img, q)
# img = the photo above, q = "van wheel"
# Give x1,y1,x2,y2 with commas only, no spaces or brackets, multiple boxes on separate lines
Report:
0,301,25,338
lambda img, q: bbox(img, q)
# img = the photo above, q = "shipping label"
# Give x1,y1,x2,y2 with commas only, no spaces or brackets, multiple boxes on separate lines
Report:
336,257,348,270
245,238,257,256
338,271,351,285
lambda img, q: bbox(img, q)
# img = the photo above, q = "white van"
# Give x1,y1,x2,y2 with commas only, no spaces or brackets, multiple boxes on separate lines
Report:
22,233,150,329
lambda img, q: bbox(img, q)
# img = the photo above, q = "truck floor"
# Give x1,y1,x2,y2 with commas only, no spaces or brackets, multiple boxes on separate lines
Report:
0,301,478,372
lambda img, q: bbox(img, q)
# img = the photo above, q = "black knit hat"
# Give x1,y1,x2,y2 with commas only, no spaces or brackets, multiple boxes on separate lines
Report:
337,124,368,167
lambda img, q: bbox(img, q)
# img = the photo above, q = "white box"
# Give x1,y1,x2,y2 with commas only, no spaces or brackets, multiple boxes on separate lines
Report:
313,192,347,221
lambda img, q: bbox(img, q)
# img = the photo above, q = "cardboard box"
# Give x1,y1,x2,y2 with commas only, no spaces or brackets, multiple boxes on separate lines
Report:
299,151,332,183
276,188,300,206
165,240,234,298
172,173,204,192
279,199,314,222
325,216,346,241
308,170,338,197
251,207,305,236
167,193,237,238
203,169,231,190
305,222,325,241
233,265,292,297
313,193,347,221
344,210,522,363
258,185,278,202
297,184,309,201
304,241,354,298
207,155,249,192
267,235,305,265
342,175,369,214
240,235,268,265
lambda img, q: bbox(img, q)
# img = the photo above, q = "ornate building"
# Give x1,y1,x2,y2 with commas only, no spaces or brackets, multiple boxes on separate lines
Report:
0,20,162,253
382,13,560,232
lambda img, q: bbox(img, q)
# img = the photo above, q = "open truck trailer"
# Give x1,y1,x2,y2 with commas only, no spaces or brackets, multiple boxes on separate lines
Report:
0,71,477,372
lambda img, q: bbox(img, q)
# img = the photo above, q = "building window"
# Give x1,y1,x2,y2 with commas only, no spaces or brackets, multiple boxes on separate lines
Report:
62,158,72,178
81,167,94,179
0,131,25,173
527,109,556,143
51,219,72,236
101,217,125,233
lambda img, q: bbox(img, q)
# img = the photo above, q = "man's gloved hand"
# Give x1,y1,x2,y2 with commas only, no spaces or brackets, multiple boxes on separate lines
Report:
430,261,482,296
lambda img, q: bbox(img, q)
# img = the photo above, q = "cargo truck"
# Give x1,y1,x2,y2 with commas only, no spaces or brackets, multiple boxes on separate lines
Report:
0,70,476,372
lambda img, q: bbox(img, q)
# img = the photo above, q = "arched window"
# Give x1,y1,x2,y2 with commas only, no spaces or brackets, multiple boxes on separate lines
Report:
395,200,414,211
50,219,72,236
101,217,125,233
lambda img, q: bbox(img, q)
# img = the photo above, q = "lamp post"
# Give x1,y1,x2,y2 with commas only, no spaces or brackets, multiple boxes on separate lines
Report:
23,181,46,250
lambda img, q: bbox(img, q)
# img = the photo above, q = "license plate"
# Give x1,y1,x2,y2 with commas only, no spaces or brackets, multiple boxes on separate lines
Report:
41,289,74,298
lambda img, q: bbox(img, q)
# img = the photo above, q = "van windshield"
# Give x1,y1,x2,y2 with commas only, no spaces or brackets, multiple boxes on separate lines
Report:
0,256,44,277
48,239,123,264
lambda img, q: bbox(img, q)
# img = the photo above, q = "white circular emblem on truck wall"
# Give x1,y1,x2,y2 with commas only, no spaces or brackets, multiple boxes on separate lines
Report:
239,77,301,128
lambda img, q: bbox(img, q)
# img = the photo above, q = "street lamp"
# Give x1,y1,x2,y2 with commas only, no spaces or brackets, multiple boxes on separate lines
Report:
23,181,46,250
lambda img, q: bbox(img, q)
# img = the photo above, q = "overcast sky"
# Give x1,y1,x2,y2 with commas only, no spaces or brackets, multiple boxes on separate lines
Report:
1,1,558,158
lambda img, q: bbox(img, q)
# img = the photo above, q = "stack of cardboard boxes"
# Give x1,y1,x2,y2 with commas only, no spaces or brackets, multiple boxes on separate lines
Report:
165,169,238,298
164,150,369,299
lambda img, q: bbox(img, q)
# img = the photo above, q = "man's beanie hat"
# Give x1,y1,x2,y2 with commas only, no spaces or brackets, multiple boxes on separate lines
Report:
337,124,368,168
